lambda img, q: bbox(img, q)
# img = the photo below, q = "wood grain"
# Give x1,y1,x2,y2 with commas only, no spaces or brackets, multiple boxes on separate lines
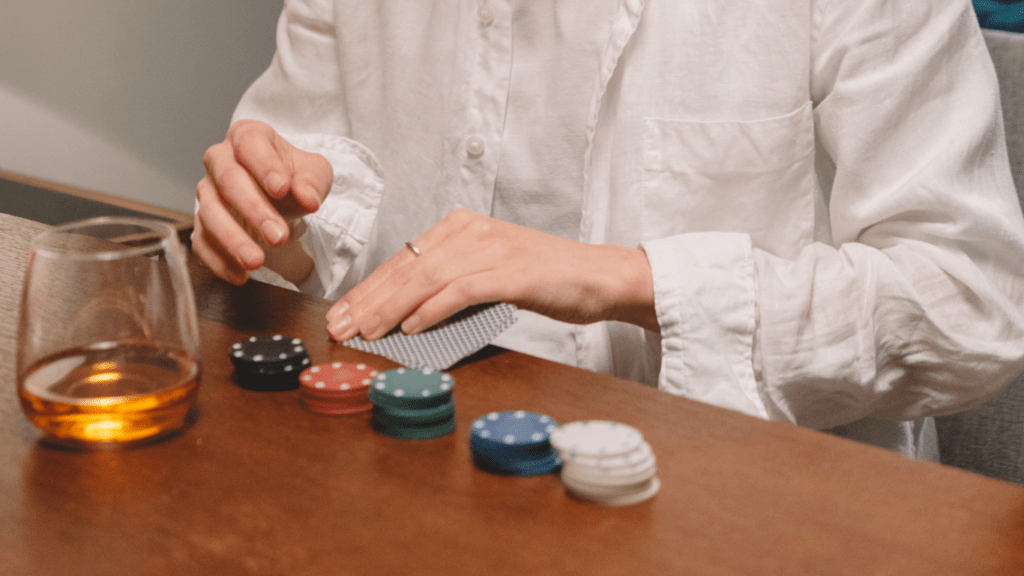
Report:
1,211,1023,575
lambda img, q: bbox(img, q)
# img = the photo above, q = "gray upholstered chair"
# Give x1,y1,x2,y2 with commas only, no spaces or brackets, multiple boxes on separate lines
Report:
934,28,1024,483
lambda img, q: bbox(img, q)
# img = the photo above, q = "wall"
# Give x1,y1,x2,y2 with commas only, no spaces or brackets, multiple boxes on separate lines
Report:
0,1,282,212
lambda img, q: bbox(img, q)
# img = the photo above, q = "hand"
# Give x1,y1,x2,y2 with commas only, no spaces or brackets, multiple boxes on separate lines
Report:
192,119,333,285
325,209,659,341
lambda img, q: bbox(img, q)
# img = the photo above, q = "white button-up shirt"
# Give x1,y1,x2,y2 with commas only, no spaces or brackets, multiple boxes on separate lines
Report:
230,0,1024,457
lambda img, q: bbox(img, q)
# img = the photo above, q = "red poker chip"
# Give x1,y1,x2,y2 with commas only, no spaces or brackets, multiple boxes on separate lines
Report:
302,393,373,409
301,397,374,415
300,362,378,400
301,386,370,401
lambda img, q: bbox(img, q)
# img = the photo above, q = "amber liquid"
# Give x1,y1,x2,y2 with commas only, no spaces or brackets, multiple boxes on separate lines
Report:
19,343,199,447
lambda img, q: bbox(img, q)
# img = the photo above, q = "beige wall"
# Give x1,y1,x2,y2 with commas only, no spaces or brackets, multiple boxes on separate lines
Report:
0,1,282,212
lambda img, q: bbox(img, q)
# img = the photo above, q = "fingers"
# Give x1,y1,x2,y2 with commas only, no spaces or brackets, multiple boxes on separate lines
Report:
326,210,512,341
398,273,501,335
288,146,333,215
230,120,332,216
326,214,459,339
227,120,292,200
194,119,335,286
325,242,423,341
191,183,252,285
203,139,289,248
194,176,264,272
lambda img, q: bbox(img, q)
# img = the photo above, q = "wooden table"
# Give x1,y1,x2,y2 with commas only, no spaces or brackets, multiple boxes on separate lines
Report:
1,211,1023,575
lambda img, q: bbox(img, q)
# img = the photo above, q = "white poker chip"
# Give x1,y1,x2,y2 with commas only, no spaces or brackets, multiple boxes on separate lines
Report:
562,458,657,487
549,421,645,458
564,476,661,507
567,451,656,479
559,440,653,468
560,472,655,497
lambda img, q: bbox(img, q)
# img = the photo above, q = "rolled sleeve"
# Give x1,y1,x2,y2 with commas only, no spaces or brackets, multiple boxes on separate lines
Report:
642,232,767,419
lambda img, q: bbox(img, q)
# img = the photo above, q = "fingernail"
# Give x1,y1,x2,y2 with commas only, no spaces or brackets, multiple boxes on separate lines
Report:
402,314,421,334
265,172,284,194
237,245,262,268
260,220,286,245
327,301,349,322
328,315,352,339
303,184,321,211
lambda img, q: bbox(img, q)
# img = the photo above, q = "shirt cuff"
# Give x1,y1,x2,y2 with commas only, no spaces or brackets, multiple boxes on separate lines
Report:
641,232,767,419
283,133,384,299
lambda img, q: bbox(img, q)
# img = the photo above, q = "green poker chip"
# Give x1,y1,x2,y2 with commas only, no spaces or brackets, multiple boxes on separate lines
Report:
371,415,457,440
372,400,456,427
369,368,454,410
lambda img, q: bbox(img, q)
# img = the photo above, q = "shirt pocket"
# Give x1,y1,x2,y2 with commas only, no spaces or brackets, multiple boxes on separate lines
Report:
641,101,815,259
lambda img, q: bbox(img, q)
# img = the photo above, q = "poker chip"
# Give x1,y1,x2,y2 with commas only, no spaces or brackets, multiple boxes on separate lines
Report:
563,476,662,507
472,449,561,477
369,368,454,410
301,362,377,397
550,420,659,506
469,411,560,476
301,397,374,415
371,415,457,440
559,439,654,470
298,362,377,415
229,335,310,391
231,335,307,366
561,456,657,487
369,368,457,439
549,421,644,458
371,401,455,427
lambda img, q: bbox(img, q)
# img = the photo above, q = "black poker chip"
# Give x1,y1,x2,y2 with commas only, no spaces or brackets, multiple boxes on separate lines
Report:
229,335,310,391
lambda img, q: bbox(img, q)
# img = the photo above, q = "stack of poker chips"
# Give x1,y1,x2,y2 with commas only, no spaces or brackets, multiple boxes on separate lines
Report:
469,411,561,476
229,335,311,391
549,421,660,506
298,362,377,415
368,368,456,439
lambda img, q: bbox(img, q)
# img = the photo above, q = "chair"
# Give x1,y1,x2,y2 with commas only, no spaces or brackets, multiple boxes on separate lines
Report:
933,28,1024,483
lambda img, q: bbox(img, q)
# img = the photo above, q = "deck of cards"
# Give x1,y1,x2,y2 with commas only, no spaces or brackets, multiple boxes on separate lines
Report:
341,302,517,371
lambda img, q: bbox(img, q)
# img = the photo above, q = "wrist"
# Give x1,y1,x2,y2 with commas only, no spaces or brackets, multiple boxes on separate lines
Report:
262,219,314,286
596,245,659,333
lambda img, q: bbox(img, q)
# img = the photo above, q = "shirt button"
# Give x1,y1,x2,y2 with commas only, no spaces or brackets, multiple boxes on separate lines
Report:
466,136,485,158
478,5,495,26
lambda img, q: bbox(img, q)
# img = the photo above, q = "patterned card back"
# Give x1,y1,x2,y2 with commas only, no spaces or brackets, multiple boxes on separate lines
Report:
342,302,517,370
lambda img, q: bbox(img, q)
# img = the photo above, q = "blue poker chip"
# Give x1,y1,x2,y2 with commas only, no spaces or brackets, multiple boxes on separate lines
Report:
470,447,561,476
470,411,558,451
469,411,560,476
469,433,554,462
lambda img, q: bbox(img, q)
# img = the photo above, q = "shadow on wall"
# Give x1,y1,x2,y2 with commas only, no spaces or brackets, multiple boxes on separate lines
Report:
0,1,282,212
0,85,187,211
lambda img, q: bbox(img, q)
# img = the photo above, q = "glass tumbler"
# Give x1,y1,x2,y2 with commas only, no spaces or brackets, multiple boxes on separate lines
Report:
16,217,201,448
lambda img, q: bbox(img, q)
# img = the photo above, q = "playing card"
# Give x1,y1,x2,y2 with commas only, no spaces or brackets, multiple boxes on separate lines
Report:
342,302,517,370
